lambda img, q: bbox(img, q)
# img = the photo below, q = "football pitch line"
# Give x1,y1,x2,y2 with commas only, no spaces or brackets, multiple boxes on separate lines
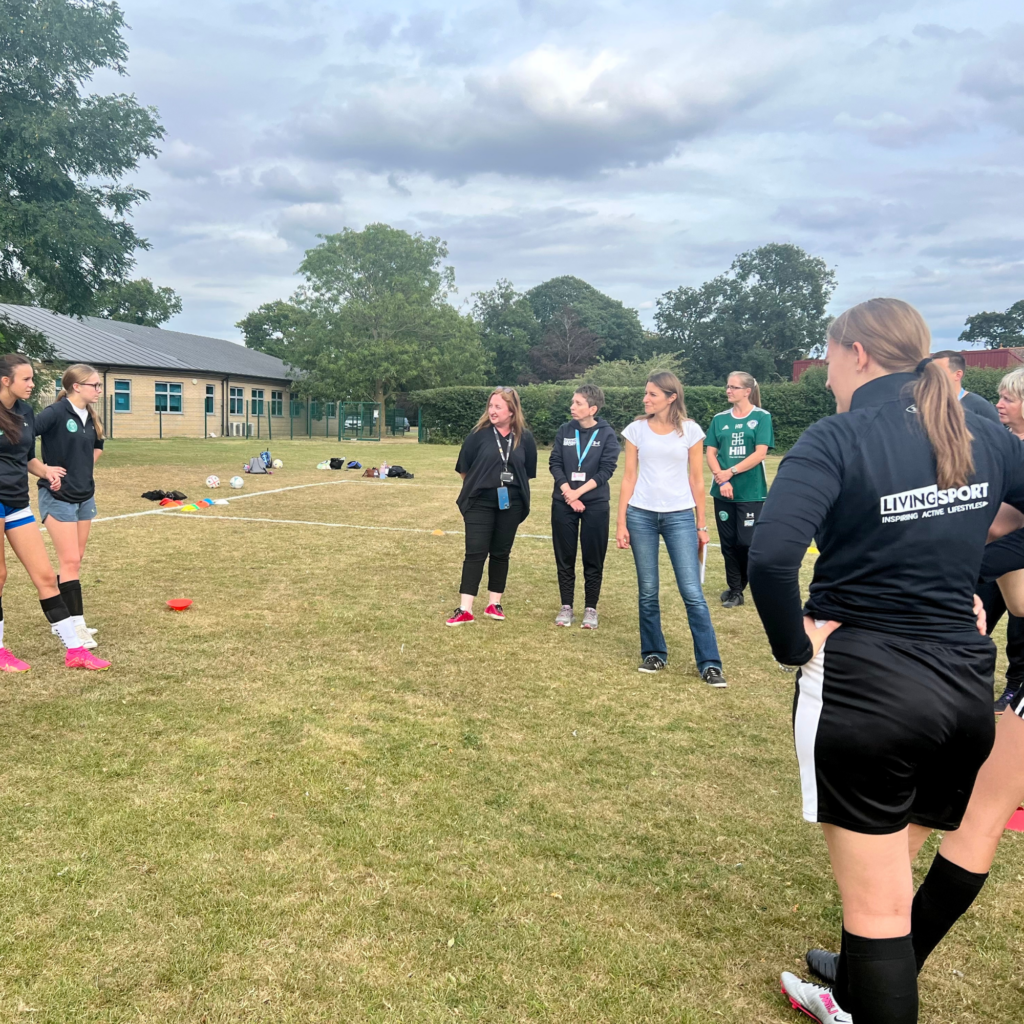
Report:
91,478,722,546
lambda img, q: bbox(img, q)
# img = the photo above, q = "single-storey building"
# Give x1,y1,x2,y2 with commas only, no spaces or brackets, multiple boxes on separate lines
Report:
792,348,1024,381
0,304,296,439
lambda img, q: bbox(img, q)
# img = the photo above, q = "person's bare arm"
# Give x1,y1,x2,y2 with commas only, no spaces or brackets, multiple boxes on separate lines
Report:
616,441,638,548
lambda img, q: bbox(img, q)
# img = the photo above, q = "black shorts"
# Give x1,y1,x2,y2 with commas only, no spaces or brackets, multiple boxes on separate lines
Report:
793,625,996,834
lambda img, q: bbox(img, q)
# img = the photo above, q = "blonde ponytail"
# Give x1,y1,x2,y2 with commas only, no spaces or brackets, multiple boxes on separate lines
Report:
829,298,972,489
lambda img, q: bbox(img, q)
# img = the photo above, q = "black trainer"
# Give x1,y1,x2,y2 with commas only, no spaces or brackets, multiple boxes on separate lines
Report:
721,591,744,608
995,682,1021,715
638,655,666,673
720,589,732,604
702,666,727,688
805,948,839,986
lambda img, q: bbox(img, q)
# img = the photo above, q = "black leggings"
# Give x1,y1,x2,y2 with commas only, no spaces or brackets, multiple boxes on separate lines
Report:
551,499,609,608
713,498,763,593
459,495,524,596
977,579,1024,688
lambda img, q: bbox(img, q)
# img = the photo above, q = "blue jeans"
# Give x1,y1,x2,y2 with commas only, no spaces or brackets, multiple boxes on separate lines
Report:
626,505,722,672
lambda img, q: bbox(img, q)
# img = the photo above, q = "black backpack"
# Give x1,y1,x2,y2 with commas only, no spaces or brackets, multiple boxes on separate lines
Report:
329,457,344,470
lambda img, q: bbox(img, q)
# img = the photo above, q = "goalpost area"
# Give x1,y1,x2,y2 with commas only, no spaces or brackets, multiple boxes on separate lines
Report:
0,438,1016,1023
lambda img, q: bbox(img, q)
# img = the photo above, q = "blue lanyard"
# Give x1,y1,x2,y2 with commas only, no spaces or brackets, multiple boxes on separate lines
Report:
958,387,966,400
575,428,597,471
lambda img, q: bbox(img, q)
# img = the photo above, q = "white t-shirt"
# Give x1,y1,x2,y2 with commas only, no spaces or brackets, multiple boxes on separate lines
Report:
621,418,706,512
71,404,88,424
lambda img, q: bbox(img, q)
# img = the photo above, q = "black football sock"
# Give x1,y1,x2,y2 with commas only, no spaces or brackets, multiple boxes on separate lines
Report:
911,852,988,972
832,928,850,1008
40,595,78,648
843,931,918,1024
58,579,83,618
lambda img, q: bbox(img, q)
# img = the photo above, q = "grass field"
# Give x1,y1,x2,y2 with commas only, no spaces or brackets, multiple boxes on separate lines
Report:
0,436,1019,1023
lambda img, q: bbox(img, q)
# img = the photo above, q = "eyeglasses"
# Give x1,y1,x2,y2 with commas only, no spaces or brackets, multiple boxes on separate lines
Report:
77,383,103,391
725,385,750,391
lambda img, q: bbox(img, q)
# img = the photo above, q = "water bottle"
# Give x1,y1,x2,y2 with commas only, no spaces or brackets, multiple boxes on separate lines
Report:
379,458,389,481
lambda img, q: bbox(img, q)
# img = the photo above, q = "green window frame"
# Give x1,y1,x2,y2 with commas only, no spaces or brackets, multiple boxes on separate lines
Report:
251,389,264,416
229,387,243,415
114,380,131,412
271,391,283,417
205,385,215,414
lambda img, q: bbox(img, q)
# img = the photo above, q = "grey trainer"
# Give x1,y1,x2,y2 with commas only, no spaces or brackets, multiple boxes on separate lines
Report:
554,605,574,627
580,607,598,630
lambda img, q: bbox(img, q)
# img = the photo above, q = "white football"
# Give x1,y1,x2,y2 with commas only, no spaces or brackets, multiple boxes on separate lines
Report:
229,476,244,489
206,475,220,488
272,459,283,469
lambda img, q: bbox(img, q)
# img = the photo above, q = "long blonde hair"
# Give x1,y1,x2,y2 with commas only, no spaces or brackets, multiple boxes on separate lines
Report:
635,371,689,435
829,298,971,489
728,371,761,409
473,387,527,448
58,363,105,441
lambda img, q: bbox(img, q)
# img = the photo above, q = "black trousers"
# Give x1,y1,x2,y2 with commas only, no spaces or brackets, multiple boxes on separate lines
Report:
459,494,524,596
551,499,610,608
713,498,763,594
977,579,1024,688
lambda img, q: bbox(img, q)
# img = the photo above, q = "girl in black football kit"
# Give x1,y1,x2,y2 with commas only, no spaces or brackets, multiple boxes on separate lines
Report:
34,364,105,649
0,354,109,671
747,300,1024,1024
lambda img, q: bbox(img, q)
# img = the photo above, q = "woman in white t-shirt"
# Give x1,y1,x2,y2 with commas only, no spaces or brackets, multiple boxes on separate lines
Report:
616,372,725,684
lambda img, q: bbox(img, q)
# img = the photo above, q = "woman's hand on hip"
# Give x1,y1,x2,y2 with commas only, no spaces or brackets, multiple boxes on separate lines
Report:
973,593,986,635
802,616,841,658
616,523,630,549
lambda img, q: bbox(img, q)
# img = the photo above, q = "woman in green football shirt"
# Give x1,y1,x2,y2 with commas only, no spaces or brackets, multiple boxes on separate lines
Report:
706,372,774,608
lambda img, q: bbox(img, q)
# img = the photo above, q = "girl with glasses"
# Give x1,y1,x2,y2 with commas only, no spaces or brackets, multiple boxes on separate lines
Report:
705,373,774,608
34,364,108,650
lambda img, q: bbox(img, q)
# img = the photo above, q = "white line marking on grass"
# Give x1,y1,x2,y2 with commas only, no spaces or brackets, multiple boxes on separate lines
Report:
148,513,723,547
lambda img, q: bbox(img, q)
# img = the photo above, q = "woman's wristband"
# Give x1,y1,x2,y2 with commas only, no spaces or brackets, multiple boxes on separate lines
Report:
697,526,708,533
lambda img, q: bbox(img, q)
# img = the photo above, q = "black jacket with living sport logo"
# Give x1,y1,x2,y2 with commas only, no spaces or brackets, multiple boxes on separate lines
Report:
748,372,1024,666
35,397,104,503
548,417,620,505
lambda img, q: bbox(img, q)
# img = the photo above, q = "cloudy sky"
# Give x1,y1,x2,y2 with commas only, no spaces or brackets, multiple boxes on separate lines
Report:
100,0,1023,346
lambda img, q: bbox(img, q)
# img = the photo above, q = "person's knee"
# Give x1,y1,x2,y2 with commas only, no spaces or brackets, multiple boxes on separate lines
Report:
61,553,82,576
0,564,8,590
37,567,57,592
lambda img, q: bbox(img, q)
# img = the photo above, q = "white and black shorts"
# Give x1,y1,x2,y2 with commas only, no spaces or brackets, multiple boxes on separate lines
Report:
794,625,996,834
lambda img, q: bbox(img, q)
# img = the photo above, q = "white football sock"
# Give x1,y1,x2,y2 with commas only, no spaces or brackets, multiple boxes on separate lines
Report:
52,616,81,649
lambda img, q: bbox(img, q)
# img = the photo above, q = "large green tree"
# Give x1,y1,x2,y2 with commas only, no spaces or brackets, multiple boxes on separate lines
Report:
241,224,487,404
959,300,1024,349
90,277,181,326
526,276,646,363
655,244,836,384
471,279,540,385
0,0,164,315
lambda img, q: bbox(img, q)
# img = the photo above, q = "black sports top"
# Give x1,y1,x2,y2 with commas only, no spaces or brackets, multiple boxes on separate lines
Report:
35,397,104,503
0,399,37,508
748,373,1024,666
455,427,538,517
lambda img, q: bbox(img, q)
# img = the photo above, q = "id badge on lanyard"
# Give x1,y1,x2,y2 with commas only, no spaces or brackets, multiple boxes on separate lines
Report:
494,427,513,505
572,428,597,483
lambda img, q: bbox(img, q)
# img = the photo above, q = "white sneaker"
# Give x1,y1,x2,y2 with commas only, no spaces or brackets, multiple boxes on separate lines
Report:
780,973,852,1023
554,605,574,627
53,619,97,649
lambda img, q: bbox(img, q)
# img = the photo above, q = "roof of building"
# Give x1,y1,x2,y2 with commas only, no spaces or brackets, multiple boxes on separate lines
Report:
0,304,292,382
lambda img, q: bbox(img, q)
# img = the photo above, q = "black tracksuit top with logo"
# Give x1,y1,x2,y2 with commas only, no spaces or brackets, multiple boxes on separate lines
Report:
548,417,621,505
0,399,36,508
35,397,104,503
748,373,1024,666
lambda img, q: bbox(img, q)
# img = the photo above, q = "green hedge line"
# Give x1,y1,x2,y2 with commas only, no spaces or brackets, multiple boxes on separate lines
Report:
410,366,1005,449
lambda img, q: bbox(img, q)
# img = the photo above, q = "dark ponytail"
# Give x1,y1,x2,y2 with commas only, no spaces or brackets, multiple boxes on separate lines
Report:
0,354,31,444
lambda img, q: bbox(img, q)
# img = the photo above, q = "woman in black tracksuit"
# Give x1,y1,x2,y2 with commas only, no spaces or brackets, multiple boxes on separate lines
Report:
447,388,537,626
747,299,1024,1024
549,384,620,629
